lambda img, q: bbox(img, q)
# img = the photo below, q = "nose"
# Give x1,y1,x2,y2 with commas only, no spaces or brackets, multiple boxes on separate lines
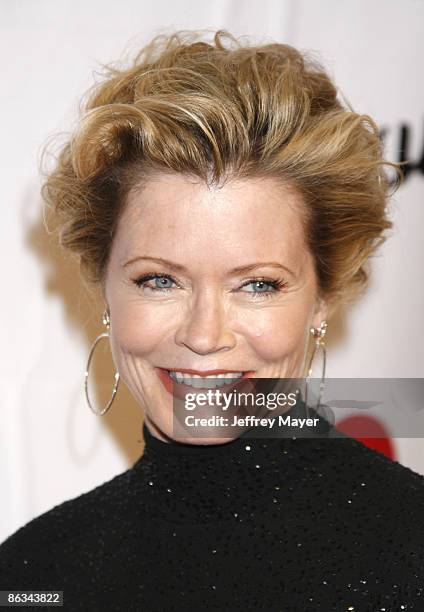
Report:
174,288,236,355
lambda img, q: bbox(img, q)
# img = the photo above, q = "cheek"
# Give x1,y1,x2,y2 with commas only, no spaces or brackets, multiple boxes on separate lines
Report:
109,301,171,358
245,307,309,361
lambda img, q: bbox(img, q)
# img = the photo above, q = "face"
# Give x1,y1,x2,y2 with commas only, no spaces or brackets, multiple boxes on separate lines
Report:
104,172,328,444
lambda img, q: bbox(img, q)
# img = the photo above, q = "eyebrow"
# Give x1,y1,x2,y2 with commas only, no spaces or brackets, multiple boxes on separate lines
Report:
122,256,295,276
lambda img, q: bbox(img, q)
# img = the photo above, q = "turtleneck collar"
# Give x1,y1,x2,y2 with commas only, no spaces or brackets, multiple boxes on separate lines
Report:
141,419,278,457
141,394,332,457
128,398,332,525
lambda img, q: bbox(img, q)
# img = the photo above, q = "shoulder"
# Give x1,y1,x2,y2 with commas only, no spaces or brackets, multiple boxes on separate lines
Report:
0,463,135,589
295,431,424,597
308,429,424,545
316,427,424,499
330,427,424,487
293,426,424,532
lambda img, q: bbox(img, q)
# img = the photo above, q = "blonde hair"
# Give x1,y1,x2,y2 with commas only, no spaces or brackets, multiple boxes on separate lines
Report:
40,29,401,311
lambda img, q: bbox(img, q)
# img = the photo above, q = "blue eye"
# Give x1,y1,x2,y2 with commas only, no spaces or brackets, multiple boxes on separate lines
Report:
134,273,176,292
133,273,287,299
239,278,287,299
241,279,277,293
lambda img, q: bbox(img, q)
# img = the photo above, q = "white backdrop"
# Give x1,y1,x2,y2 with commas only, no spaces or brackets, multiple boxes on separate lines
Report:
1,0,423,543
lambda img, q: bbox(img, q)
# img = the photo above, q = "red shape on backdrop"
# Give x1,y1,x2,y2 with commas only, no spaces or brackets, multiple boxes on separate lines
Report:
335,415,396,461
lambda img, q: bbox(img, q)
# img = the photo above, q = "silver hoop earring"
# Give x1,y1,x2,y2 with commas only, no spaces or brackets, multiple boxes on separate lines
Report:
304,320,327,416
84,309,120,416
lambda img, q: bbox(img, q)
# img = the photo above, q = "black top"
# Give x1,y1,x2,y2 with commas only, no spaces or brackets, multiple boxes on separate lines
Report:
1,400,424,611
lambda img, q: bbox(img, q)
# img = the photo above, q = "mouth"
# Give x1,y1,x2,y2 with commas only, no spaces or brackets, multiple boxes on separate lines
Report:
155,368,256,395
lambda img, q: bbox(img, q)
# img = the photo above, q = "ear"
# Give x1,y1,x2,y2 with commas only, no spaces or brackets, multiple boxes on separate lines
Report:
99,281,109,311
311,295,331,329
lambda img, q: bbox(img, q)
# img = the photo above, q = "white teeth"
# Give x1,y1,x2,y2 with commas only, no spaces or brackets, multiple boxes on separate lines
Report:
168,371,243,389
169,371,243,379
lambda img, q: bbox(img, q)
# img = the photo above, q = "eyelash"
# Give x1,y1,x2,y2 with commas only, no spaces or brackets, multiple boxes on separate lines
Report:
132,272,288,299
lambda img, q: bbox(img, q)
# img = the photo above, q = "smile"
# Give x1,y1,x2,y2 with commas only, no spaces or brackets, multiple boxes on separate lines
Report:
155,368,255,395
168,371,243,389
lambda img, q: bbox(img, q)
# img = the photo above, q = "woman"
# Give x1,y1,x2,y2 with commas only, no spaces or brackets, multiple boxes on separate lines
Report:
1,29,423,611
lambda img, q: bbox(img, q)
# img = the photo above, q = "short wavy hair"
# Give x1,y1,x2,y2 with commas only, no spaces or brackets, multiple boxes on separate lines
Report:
40,28,400,312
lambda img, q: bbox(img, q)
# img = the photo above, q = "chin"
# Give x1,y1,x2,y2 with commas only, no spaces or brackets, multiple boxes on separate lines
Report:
144,414,238,445
176,434,238,446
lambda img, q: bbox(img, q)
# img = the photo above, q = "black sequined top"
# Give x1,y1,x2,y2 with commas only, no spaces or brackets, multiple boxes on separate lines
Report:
1,401,424,611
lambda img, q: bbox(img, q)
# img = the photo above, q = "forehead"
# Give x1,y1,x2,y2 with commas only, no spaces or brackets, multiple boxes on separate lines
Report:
113,172,310,266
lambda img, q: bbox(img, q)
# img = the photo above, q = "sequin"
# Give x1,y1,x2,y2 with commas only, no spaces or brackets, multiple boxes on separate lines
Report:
0,400,423,610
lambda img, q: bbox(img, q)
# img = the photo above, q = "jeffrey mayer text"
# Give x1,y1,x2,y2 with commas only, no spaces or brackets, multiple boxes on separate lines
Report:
230,415,319,428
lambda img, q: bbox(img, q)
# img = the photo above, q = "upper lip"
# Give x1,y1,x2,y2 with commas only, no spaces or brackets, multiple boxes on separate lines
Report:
162,367,248,375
